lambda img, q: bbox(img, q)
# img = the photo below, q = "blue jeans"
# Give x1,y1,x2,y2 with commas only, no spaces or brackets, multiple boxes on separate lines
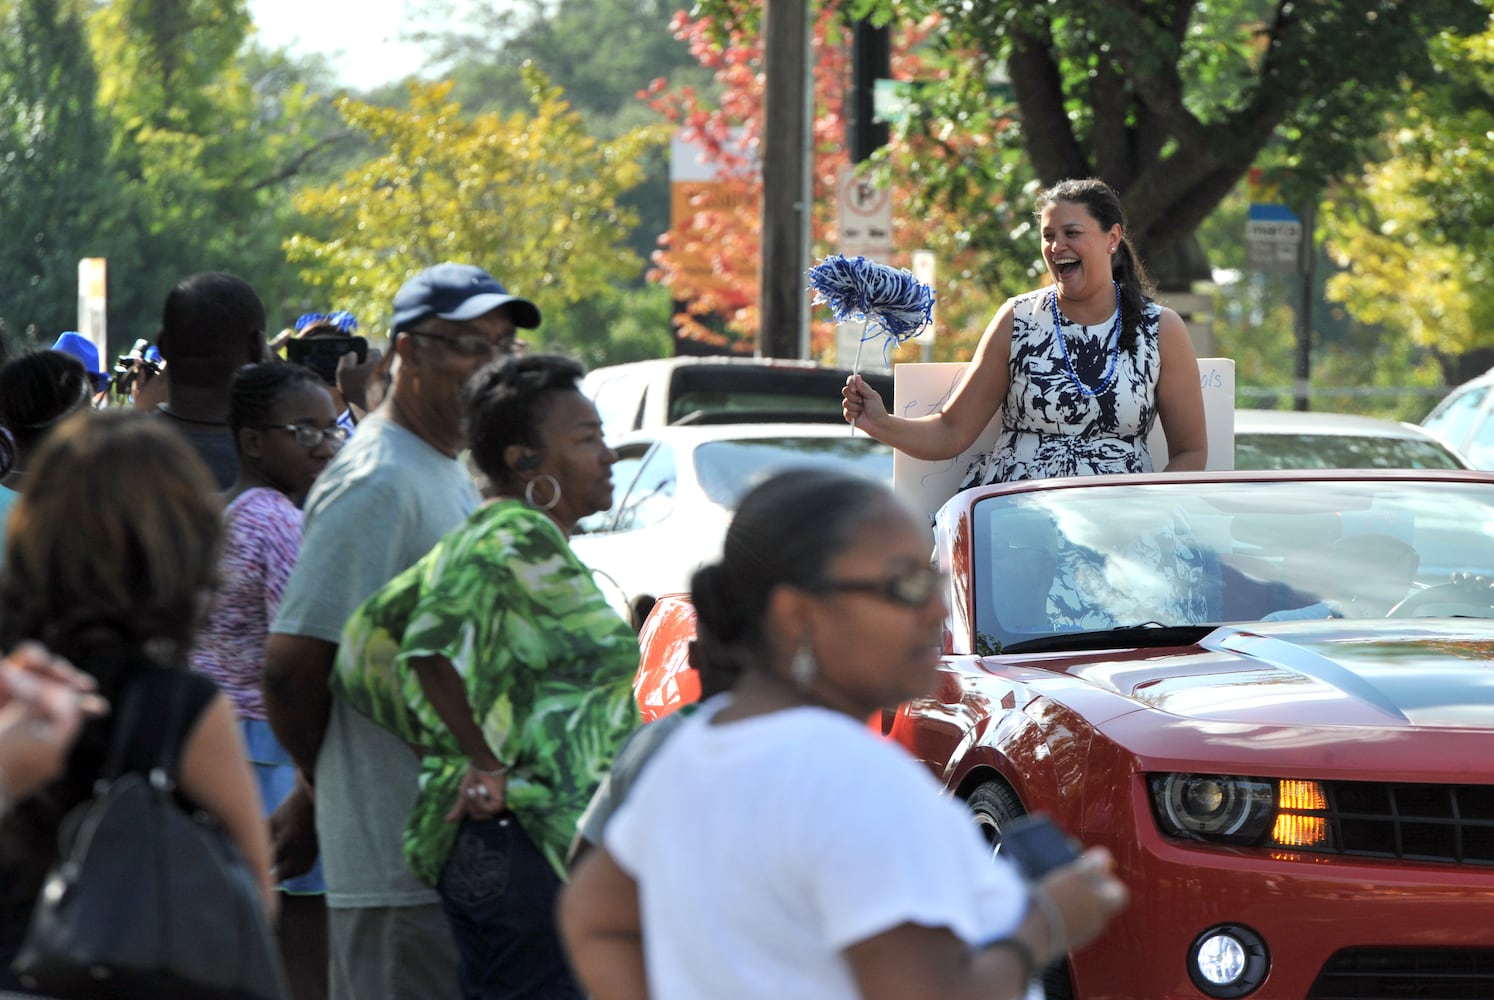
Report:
436,814,582,1000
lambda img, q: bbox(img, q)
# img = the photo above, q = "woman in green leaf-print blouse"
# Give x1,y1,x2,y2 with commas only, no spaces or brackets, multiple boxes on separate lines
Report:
333,354,637,1000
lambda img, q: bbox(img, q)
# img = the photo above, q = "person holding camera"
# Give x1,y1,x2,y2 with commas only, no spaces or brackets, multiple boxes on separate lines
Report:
284,311,370,439
113,339,168,411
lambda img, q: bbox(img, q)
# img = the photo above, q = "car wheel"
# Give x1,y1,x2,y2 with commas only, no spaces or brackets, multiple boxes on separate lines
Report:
965,781,1075,1000
969,780,1024,851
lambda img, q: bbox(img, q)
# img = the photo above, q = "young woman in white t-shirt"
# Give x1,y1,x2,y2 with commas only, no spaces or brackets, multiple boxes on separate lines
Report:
560,470,1127,1000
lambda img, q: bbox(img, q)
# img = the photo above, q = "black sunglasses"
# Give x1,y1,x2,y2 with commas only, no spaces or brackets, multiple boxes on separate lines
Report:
808,567,948,609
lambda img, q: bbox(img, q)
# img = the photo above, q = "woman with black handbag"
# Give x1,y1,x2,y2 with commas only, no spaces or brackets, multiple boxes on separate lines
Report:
0,410,286,999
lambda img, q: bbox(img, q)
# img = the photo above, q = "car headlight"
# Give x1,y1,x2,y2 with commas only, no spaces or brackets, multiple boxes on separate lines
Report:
1149,774,1276,844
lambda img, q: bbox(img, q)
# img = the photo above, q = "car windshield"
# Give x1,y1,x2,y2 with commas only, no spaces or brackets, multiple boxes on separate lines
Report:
972,480,1494,654
692,437,892,507
1234,433,1463,470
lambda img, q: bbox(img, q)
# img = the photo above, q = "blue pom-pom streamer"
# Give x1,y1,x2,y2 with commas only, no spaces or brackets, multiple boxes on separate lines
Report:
807,253,934,370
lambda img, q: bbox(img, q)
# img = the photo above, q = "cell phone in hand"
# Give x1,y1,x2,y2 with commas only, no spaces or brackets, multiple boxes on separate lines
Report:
286,335,368,384
999,814,1082,880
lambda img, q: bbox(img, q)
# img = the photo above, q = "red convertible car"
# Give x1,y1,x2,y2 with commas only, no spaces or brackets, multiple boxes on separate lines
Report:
633,470,1494,1000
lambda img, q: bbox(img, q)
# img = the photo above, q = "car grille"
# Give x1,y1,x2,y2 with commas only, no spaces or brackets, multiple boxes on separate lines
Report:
1307,948,1494,999
1311,782,1494,866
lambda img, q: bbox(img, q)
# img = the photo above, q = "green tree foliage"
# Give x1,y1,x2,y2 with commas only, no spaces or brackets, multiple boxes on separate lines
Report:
1199,181,1445,420
414,0,710,278
700,0,1488,293
284,70,669,358
0,0,121,345
86,0,350,340
1322,21,1494,385
415,0,705,123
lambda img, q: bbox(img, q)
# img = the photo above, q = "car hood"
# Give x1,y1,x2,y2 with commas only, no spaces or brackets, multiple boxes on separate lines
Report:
1062,619,1494,730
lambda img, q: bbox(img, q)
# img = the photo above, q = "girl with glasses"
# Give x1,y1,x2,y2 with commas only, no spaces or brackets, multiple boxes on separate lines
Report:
190,362,342,999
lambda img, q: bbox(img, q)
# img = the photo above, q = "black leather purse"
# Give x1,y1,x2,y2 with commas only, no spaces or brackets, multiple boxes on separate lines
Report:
11,674,289,999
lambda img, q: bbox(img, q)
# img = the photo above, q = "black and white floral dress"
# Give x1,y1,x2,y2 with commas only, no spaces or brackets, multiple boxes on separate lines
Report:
959,287,1161,489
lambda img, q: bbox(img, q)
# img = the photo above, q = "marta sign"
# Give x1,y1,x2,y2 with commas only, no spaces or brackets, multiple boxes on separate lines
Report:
1246,203,1304,274
1246,168,1306,274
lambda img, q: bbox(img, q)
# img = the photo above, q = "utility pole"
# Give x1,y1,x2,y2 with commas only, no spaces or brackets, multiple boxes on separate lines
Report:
758,0,812,359
848,19,889,164
1294,201,1316,412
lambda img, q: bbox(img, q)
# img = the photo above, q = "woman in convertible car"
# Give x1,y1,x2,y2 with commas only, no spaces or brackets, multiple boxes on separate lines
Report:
842,177,1207,486
559,469,1127,1000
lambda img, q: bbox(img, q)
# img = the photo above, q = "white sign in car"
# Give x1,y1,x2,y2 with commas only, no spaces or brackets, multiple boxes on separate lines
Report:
891,359,1236,520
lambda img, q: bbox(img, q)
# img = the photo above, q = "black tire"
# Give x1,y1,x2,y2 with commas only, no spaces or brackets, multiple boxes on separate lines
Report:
965,781,1075,1000
967,779,1027,859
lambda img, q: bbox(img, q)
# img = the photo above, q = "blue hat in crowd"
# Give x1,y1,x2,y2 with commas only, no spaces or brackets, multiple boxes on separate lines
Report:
51,332,110,393
294,310,359,335
391,263,541,334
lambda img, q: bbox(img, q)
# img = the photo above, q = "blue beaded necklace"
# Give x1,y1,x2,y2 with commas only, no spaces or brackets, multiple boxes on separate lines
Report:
1050,281,1122,398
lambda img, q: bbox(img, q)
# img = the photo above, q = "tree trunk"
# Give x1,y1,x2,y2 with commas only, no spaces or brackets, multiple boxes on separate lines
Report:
1137,231,1212,294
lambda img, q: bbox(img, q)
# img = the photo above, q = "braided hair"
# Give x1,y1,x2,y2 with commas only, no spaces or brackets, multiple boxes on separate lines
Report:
228,361,329,453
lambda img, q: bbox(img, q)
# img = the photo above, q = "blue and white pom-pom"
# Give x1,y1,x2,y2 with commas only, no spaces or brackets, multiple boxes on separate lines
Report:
808,253,935,434
807,253,934,370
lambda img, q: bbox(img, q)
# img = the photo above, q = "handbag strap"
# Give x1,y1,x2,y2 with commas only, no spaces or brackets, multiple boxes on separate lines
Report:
99,665,195,789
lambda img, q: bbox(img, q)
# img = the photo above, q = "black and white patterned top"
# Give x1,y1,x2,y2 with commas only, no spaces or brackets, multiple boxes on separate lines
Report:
959,287,1161,489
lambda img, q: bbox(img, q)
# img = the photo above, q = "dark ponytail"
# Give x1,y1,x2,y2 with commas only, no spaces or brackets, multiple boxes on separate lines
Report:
1035,178,1154,351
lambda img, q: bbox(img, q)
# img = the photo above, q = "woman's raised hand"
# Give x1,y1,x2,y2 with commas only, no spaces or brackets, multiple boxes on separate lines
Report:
843,373,889,430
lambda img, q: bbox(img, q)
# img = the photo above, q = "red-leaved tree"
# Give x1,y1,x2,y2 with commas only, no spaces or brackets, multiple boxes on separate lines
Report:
644,5,997,361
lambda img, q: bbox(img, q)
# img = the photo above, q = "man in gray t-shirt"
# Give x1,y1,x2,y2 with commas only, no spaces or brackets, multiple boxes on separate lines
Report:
264,263,540,1000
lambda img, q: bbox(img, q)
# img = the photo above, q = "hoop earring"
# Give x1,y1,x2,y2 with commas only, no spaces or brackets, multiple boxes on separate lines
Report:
524,474,561,511
790,640,818,690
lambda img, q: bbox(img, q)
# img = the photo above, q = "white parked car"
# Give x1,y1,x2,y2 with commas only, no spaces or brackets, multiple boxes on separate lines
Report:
570,423,893,624
1421,368,1494,469
1235,408,1468,470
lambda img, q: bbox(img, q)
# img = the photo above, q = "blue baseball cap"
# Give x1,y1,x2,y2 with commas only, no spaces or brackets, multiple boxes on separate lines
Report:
51,332,110,392
391,263,540,334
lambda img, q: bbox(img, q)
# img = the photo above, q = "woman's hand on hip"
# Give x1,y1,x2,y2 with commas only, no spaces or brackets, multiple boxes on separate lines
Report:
447,763,509,822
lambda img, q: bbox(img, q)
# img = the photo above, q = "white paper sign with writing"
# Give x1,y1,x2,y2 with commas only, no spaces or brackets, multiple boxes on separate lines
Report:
891,359,1236,519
